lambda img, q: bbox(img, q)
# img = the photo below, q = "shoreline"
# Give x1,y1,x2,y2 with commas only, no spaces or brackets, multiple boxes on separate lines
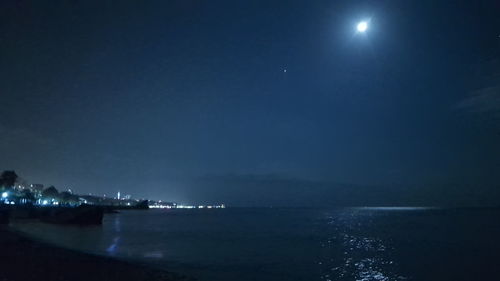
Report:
0,225,193,281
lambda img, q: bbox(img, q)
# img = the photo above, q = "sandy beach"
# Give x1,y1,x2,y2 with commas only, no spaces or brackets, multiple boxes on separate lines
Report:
0,226,193,281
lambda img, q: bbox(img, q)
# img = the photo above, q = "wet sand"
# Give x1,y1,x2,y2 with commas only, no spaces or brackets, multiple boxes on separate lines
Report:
0,226,193,281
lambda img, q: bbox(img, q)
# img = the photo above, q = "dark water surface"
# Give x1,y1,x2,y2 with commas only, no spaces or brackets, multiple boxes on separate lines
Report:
10,208,500,281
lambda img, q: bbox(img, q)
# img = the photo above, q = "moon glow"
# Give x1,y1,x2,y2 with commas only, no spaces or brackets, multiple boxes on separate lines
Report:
357,21,368,32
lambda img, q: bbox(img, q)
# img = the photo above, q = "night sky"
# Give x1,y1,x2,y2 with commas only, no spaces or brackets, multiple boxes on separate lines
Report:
1,1,499,206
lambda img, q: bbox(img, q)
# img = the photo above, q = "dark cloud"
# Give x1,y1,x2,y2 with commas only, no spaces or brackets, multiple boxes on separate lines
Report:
456,85,500,115
455,57,500,128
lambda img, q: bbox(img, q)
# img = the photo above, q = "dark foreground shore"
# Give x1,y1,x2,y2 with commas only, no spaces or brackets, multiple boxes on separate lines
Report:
0,226,193,281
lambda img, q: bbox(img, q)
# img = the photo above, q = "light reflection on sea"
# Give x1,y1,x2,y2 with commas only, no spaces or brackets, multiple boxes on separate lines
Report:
8,207,500,281
317,209,407,281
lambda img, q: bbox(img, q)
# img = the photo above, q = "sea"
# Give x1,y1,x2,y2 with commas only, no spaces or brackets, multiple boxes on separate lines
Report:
9,207,500,281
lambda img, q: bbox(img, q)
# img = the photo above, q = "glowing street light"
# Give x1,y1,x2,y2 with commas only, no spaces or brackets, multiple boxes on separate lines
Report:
1,192,8,199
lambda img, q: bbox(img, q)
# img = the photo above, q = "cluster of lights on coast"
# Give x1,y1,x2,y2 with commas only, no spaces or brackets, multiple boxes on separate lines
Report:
2,190,59,206
1,184,226,210
149,202,226,209
1,192,14,204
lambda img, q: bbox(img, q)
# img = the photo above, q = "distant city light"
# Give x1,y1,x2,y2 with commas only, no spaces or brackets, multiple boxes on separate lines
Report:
0,178,224,210
149,203,226,209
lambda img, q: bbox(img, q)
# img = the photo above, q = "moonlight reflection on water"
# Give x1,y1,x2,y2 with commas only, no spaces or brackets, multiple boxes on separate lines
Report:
319,210,407,281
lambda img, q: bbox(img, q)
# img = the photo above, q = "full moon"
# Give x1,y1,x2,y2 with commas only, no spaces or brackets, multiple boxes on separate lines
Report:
357,21,368,32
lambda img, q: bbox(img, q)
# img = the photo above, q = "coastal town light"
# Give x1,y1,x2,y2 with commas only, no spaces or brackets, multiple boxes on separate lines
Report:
1,192,8,198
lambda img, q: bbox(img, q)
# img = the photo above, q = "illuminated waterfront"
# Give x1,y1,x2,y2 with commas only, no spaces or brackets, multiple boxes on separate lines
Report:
149,203,226,209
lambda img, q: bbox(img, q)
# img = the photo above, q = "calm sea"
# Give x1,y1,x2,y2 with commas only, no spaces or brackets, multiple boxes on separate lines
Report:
10,207,500,281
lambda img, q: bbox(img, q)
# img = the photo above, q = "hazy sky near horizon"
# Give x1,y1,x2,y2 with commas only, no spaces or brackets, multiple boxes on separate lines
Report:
1,1,499,206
